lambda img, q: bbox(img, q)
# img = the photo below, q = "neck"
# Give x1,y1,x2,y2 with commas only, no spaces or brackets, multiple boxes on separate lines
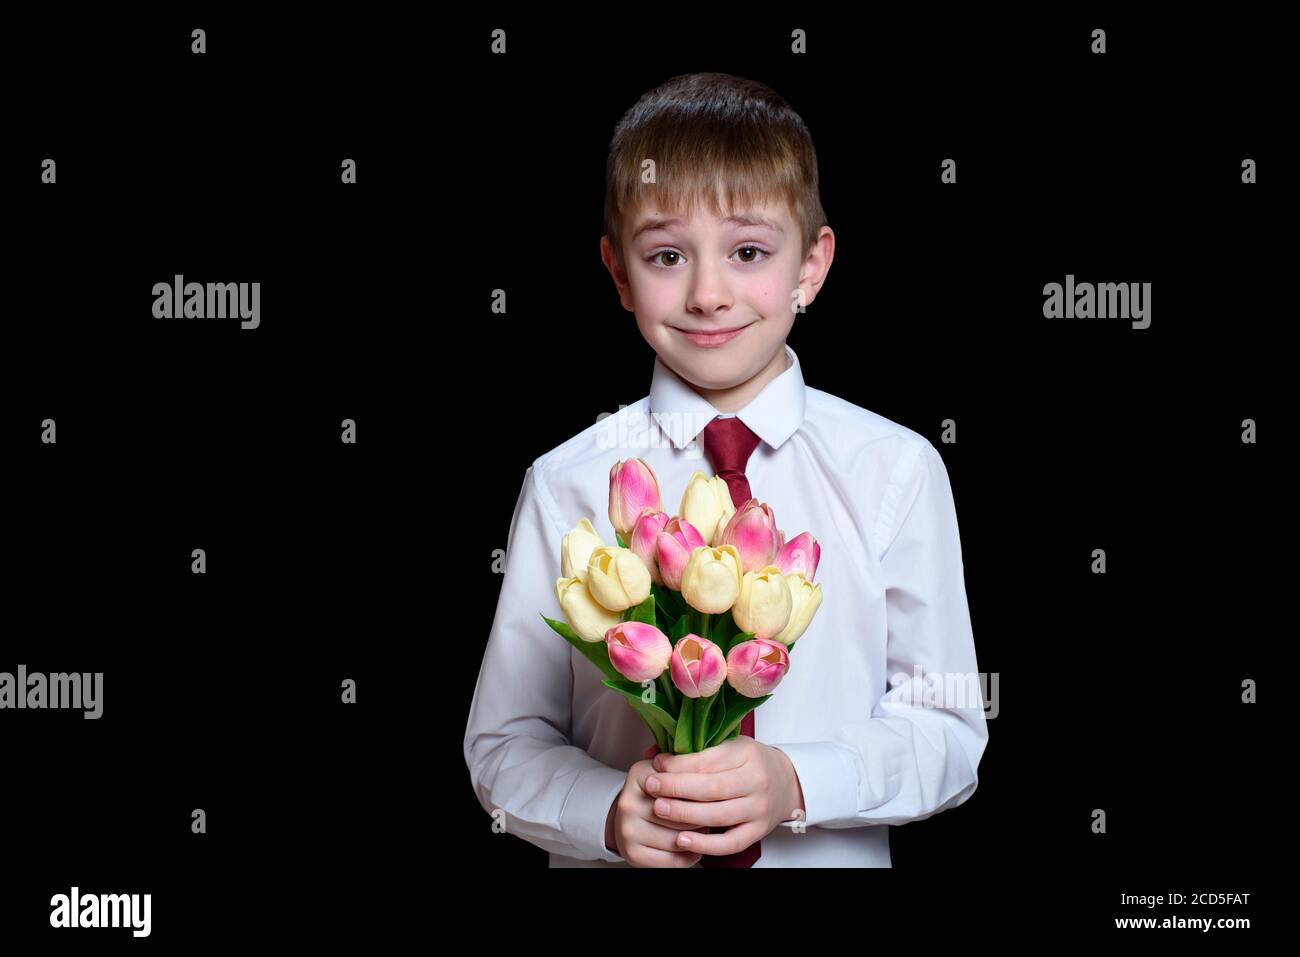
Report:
686,347,790,414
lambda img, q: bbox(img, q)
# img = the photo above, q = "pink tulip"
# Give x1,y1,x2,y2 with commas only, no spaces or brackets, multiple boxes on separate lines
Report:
774,532,821,583
605,621,672,683
609,459,664,537
718,500,782,574
669,634,727,698
726,638,790,698
629,509,670,585
655,517,707,591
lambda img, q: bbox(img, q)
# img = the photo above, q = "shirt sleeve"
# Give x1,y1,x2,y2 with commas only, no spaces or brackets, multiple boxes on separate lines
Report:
463,463,627,862
771,441,989,830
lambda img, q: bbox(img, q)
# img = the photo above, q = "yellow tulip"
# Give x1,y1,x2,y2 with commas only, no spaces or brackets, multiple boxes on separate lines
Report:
679,471,736,546
772,573,824,646
555,576,622,642
680,544,743,614
561,517,604,582
732,566,794,639
586,545,652,612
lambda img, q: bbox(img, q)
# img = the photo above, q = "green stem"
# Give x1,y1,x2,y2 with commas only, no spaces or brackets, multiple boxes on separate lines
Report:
657,672,678,714
701,612,712,642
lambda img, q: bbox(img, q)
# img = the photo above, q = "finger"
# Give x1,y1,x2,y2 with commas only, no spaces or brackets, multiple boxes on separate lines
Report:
632,818,712,854
646,769,747,802
629,846,703,868
633,797,711,830
651,795,754,828
652,740,745,774
672,821,765,857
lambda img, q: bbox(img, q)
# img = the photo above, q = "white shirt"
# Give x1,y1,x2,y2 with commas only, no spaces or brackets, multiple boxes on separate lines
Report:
464,343,988,867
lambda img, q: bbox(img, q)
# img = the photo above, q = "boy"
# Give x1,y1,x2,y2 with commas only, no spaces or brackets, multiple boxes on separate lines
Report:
464,72,988,867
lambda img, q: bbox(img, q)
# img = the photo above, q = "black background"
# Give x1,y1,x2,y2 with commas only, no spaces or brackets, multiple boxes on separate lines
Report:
3,9,1283,945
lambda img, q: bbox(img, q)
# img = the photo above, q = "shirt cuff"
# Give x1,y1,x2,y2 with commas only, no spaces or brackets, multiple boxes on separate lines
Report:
560,765,629,863
770,741,861,829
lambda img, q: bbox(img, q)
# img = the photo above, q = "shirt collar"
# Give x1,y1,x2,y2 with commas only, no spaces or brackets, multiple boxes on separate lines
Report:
649,343,806,451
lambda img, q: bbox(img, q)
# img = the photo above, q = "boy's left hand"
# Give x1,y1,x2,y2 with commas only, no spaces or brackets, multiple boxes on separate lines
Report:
645,737,806,856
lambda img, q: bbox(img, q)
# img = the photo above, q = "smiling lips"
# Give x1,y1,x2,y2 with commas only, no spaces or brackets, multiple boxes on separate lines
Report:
676,323,752,347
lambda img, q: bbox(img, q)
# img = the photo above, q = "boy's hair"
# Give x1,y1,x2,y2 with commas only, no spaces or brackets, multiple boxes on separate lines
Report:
604,72,827,269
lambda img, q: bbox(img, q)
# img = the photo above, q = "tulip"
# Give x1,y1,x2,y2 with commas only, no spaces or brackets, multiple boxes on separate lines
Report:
560,517,605,582
772,573,823,646
679,471,735,546
727,638,790,698
606,621,673,683
719,500,782,574
680,544,743,614
669,634,728,698
774,532,821,583
555,576,622,642
628,509,670,586
732,565,794,639
609,459,663,538
586,545,652,612
655,517,707,591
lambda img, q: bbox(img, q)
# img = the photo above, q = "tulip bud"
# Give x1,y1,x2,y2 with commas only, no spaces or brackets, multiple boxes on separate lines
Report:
774,531,821,583
726,638,790,698
555,576,622,642
679,471,735,546
628,509,670,586
709,487,737,547
719,500,782,574
680,544,743,614
732,565,794,639
771,573,823,646
609,459,664,537
586,545,652,612
669,634,728,698
560,517,605,582
655,517,707,591
606,621,673,683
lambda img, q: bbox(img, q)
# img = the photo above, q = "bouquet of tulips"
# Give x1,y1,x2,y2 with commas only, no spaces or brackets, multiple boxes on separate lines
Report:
542,458,823,755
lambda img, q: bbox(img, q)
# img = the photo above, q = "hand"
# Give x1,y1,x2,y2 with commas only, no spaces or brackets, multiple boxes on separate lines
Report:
605,744,708,867
643,736,805,858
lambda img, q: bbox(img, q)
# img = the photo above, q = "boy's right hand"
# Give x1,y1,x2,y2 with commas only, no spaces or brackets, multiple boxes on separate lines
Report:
605,744,706,867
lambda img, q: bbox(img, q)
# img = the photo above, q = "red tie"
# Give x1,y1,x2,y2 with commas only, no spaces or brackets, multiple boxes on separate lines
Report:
699,415,762,868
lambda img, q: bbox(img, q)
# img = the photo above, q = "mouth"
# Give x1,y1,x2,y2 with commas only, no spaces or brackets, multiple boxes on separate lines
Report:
671,322,754,348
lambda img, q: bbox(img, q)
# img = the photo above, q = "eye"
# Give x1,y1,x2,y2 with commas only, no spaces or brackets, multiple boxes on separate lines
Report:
646,247,769,270
648,250,685,269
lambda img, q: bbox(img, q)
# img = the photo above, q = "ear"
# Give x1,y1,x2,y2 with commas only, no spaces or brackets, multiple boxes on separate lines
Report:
600,235,635,312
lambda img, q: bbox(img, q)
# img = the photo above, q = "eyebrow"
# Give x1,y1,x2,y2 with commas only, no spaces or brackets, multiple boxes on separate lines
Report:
631,213,785,240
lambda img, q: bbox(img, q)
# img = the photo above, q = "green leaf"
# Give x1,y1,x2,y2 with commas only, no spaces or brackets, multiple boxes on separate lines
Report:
706,686,728,744
723,629,756,657
674,695,695,754
651,583,688,623
705,690,771,749
615,530,628,549
711,608,737,648
541,614,620,682
601,678,678,737
628,593,657,627
693,692,715,752
670,612,693,642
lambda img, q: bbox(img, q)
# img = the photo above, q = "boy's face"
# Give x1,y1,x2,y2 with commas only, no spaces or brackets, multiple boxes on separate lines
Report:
601,199,831,395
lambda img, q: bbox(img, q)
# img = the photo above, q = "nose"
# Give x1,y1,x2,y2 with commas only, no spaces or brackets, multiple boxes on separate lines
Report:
685,260,732,316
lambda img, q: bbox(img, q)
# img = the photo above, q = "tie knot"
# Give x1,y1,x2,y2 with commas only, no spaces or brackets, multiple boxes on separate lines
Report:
702,416,761,508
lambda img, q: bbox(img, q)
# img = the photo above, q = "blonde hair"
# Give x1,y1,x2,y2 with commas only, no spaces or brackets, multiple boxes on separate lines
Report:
604,72,828,268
